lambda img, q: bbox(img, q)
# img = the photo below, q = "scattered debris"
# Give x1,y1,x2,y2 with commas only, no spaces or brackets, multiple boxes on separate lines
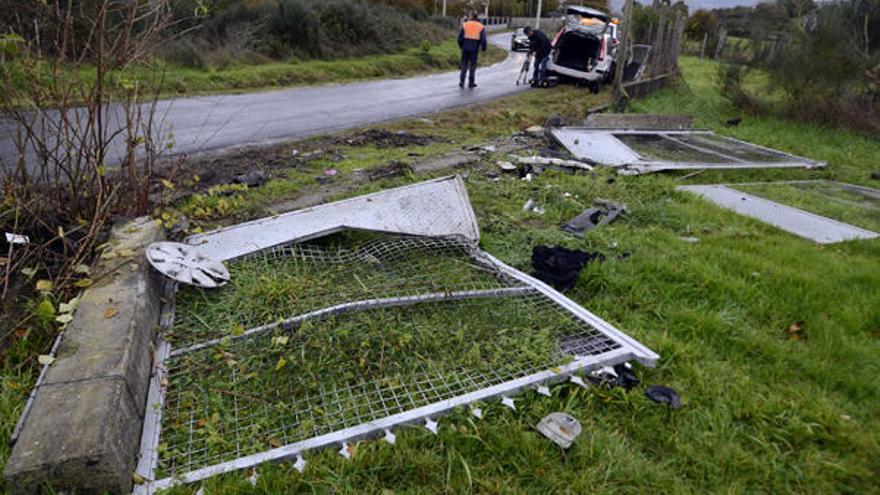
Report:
536,412,582,449
784,321,807,341
4,232,30,245
497,161,517,173
522,199,545,215
468,144,496,154
678,184,879,244
324,168,338,177
339,129,434,147
678,236,700,243
300,149,325,160
526,126,545,137
871,171,880,180
232,170,268,188
544,114,568,128
645,385,682,409
366,161,412,181
146,242,230,288
614,362,640,390
725,117,743,127
531,246,604,291
516,155,594,172
561,200,627,238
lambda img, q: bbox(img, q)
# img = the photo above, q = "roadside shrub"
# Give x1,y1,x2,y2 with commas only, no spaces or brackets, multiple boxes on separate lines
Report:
722,0,879,135
167,0,450,68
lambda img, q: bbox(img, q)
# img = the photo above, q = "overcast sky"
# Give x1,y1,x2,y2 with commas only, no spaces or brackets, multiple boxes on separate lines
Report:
608,0,764,13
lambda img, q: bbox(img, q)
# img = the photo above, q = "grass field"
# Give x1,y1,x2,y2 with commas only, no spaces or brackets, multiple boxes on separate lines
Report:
156,38,508,98
2,56,879,494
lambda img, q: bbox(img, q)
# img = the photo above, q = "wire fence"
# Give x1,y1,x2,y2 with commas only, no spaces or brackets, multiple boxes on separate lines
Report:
138,233,650,491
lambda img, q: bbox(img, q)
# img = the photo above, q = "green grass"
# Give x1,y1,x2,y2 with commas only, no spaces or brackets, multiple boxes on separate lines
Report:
3,38,507,105
150,38,506,98
4,56,880,494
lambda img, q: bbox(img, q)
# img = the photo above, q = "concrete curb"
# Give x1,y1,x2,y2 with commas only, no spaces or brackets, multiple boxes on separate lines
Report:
4,217,164,494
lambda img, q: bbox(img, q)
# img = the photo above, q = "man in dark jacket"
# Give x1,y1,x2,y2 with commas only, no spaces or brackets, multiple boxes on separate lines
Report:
457,13,487,88
524,26,552,86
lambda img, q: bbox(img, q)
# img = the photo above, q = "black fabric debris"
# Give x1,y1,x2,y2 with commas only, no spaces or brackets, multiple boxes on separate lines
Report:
613,363,640,390
871,171,880,180
725,117,742,127
532,246,604,291
645,385,681,409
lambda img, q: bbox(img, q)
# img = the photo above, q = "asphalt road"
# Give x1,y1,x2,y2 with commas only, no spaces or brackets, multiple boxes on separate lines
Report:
0,33,528,170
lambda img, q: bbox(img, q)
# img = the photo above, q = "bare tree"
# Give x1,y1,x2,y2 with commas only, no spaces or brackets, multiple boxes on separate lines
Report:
0,0,175,304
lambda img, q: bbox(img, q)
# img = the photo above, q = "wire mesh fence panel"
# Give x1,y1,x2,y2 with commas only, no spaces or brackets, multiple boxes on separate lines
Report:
170,235,520,347
614,133,729,163
671,134,798,163
137,233,656,492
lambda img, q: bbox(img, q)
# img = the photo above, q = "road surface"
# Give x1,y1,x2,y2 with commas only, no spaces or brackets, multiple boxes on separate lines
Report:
0,33,529,170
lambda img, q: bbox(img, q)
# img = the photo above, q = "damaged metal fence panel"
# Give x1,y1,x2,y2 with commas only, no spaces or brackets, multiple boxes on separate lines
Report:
186,176,480,261
551,128,825,174
678,185,879,243
135,176,659,494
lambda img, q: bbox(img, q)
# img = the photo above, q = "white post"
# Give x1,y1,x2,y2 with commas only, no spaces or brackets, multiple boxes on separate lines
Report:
484,0,490,19
442,0,447,17
535,0,542,28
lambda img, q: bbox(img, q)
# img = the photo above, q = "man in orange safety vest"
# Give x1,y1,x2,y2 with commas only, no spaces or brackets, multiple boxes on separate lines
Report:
457,12,488,88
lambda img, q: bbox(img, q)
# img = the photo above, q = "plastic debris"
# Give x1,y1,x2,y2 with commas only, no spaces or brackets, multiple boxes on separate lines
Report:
516,155,594,171
383,429,396,445
536,412,582,449
293,455,307,473
425,418,439,435
324,168,338,177
146,242,230,288
247,468,259,486
4,233,29,245
526,126,545,137
537,385,552,397
532,246,604,291
498,161,517,172
471,407,484,419
645,385,682,409
679,236,700,243
569,375,587,388
339,442,353,459
501,396,516,410
561,200,627,238
522,199,545,215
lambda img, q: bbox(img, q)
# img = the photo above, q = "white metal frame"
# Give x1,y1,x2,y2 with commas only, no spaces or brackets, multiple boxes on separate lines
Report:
551,128,826,174
133,176,658,494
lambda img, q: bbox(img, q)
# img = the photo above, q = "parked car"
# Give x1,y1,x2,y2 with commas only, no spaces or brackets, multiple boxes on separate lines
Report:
546,6,617,93
510,27,530,51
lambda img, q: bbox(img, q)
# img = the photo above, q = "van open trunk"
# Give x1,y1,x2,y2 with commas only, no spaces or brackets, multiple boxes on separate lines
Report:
554,31,601,72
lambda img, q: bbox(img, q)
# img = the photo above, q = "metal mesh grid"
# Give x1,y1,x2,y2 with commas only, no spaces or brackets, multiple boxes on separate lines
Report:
157,292,620,478
672,133,794,163
170,235,520,346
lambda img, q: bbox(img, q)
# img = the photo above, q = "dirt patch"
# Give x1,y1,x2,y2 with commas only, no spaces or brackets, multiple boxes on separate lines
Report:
337,129,438,147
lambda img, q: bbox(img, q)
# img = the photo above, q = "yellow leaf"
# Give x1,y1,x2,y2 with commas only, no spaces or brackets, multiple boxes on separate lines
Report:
75,278,93,288
37,355,56,366
275,357,287,371
35,279,52,292
272,336,289,346
56,314,74,324
57,226,65,239
161,179,175,190
231,324,245,337
104,307,119,319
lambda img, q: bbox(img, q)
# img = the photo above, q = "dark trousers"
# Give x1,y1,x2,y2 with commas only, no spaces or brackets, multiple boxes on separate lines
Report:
460,50,479,85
